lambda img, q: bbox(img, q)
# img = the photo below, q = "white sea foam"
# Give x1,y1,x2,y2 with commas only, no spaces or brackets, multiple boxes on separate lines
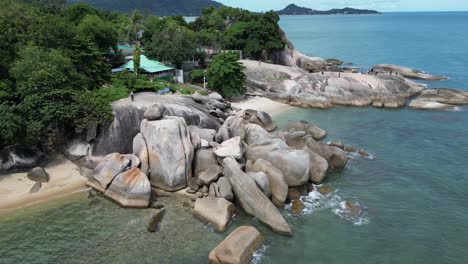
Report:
290,186,370,226
451,106,463,112
251,245,269,264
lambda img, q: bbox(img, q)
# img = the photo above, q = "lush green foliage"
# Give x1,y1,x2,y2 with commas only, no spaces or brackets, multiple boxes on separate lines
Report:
0,0,121,149
133,44,141,75
206,52,245,98
191,69,205,83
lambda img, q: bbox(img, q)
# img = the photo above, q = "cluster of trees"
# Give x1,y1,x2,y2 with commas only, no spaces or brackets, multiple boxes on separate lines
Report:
0,1,133,149
0,1,285,151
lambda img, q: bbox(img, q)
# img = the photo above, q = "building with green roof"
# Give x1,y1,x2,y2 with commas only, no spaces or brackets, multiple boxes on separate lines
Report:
113,55,175,80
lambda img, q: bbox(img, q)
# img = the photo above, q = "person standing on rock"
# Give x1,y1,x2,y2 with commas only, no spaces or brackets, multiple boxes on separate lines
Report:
130,91,134,102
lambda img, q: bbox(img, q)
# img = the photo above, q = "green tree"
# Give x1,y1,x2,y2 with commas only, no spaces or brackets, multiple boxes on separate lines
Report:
145,24,196,68
206,52,245,98
78,14,118,51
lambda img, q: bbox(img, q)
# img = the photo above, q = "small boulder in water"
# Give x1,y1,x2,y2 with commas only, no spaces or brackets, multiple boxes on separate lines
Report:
147,208,166,232
287,188,301,201
29,182,42,193
27,167,49,183
291,199,305,215
193,197,236,232
358,149,372,158
329,141,344,150
344,146,356,152
317,185,333,195
208,226,264,264
344,201,361,218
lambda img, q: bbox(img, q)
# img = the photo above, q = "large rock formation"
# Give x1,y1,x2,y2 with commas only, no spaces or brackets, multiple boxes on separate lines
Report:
92,93,221,156
209,226,264,264
246,139,310,187
223,157,292,236
246,158,288,207
193,197,236,232
242,60,425,109
104,168,151,208
372,64,448,80
141,117,194,191
409,88,468,110
93,153,135,188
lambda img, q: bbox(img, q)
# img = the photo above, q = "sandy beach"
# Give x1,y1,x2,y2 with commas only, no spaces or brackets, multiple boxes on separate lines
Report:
0,156,88,213
231,96,293,116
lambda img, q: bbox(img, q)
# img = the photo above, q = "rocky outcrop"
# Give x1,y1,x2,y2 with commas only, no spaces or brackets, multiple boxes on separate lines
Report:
281,121,327,141
246,158,288,207
194,149,218,178
65,139,90,161
372,64,448,80
93,153,135,188
247,171,271,197
132,133,149,175
244,123,272,146
214,137,244,160
239,109,277,132
104,168,151,208
216,177,234,202
141,117,194,191
0,147,45,172
246,139,310,187
409,88,468,110
223,157,292,236
209,226,264,264
242,60,425,109
27,167,49,183
193,197,236,232
92,93,221,156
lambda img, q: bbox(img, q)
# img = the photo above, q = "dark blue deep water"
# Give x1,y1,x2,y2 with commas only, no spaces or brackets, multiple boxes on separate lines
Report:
1,13,467,264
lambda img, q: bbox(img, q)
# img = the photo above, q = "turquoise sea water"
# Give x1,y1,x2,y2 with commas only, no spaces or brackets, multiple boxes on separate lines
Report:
1,13,468,264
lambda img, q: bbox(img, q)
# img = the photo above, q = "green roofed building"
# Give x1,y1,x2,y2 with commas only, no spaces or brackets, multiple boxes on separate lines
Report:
114,55,175,79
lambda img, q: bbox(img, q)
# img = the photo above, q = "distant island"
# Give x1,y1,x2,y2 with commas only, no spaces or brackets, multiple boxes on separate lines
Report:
277,4,381,15
66,0,224,16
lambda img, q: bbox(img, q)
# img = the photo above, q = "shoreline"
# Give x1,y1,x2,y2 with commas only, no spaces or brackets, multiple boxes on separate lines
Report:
0,156,88,214
231,96,294,117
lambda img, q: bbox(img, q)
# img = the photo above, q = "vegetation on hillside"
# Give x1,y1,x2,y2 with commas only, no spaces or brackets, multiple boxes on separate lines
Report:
0,1,286,151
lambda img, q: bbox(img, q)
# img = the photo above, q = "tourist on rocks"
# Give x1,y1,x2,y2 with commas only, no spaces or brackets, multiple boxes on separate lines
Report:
130,91,134,102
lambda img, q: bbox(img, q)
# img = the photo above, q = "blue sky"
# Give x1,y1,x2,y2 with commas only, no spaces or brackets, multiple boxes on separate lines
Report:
217,0,468,12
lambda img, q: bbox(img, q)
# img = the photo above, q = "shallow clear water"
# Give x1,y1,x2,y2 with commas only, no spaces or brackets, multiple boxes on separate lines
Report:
2,12,468,264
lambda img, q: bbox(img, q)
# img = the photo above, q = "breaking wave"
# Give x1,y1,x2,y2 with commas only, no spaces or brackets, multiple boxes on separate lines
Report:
251,244,269,264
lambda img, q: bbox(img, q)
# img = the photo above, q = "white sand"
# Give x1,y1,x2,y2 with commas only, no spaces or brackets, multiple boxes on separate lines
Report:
231,96,293,117
0,156,88,212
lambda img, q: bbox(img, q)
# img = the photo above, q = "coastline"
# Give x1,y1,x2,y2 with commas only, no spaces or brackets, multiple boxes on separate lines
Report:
0,156,88,214
231,96,293,116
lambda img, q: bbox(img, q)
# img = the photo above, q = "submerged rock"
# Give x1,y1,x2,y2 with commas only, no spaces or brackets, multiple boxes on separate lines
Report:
223,157,292,236
193,197,236,232
141,117,194,191
317,185,333,195
291,199,305,215
27,167,49,183
147,208,166,232
208,226,264,264
104,168,151,208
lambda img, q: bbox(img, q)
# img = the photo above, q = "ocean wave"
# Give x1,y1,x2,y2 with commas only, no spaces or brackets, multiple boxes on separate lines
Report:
332,201,370,226
251,244,269,264
288,186,370,226
451,106,463,112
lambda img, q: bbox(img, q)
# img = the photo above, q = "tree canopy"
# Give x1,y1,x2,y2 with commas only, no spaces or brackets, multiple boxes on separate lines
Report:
206,52,245,98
